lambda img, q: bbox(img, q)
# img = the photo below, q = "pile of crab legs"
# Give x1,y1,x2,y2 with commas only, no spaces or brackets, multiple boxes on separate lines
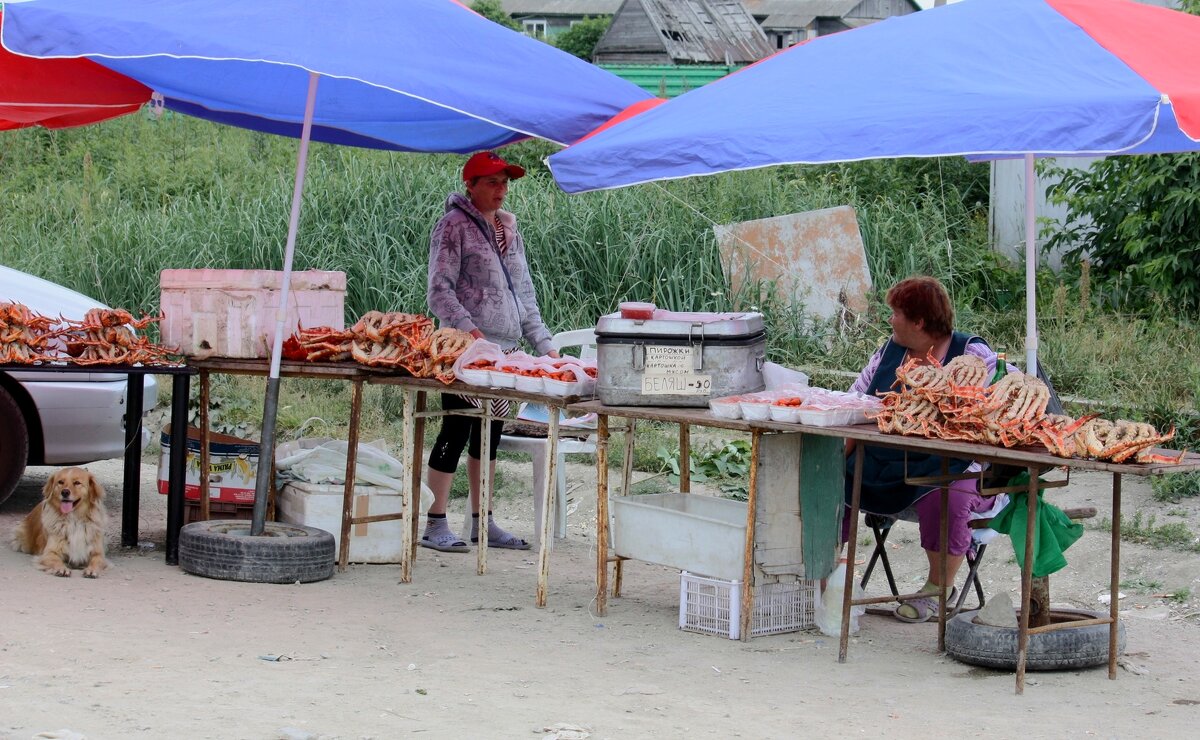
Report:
283,310,474,384
1,301,56,363
2,302,178,366
873,353,1184,465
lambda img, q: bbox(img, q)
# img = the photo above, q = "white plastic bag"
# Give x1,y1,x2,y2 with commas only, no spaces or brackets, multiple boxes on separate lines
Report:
814,562,867,637
452,339,505,381
762,361,810,391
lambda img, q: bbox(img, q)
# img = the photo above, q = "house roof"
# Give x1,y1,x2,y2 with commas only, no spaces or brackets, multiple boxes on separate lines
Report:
594,0,774,64
742,1,917,30
501,1,623,16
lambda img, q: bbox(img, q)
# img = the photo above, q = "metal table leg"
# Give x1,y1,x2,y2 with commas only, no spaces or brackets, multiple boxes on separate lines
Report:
121,372,145,548
839,448,865,662
165,373,189,565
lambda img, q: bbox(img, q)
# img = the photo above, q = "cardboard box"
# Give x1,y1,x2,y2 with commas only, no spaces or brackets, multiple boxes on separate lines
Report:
157,426,261,503
159,268,346,358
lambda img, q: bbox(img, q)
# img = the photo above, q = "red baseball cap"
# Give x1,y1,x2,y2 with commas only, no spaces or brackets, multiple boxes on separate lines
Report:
462,151,526,182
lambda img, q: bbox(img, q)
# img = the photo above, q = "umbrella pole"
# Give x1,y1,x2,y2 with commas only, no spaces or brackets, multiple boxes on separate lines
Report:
251,71,320,536
1023,153,1038,374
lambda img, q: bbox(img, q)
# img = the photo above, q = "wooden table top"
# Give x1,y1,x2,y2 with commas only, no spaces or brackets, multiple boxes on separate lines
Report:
567,400,1200,478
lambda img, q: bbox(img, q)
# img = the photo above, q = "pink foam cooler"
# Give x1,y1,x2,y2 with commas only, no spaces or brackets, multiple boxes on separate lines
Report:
160,269,346,358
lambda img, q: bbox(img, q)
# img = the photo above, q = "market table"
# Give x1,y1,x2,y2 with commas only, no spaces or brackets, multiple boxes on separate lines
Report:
569,399,1200,692
186,358,372,571
0,361,194,561
366,373,593,607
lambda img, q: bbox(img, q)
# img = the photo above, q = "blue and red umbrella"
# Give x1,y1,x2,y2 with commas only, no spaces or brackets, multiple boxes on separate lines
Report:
2,0,652,534
0,9,150,131
550,0,1200,192
548,0,1200,371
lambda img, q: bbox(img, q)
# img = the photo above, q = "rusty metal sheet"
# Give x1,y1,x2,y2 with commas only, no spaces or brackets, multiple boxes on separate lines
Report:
714,205,871,320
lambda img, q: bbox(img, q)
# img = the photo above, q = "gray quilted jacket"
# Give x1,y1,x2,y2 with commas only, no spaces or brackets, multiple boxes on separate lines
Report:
426,192,554,355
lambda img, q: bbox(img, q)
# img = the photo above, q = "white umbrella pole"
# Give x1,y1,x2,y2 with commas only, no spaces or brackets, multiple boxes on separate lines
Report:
251,71,320,535
1023,153,1038,374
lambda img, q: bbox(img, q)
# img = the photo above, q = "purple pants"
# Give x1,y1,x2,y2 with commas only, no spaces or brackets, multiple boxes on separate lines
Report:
844,477,990,556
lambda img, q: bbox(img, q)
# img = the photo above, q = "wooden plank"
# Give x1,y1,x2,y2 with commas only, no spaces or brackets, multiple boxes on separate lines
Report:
753,434,804,577
566,400,1200,477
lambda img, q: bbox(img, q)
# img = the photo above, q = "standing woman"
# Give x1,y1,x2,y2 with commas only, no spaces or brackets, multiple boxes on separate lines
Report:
422,151,558,552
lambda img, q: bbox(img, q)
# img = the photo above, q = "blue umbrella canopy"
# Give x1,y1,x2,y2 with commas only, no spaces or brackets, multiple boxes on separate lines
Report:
2,0,652,536
1,0,651,152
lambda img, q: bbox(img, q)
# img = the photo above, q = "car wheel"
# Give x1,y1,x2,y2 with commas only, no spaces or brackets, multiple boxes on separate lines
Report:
0,386,30,506
945,608,1125,671
179,519,335,583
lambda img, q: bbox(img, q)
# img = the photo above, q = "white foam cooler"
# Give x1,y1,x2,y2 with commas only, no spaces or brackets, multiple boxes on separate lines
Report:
277,481,404,564
594,310,766,407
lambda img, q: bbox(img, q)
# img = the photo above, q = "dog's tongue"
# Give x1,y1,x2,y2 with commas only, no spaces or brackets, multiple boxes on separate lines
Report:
60,500,75,514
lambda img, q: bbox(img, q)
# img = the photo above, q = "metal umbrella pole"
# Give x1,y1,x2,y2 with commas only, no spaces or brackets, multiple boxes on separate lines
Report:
251,71,320,535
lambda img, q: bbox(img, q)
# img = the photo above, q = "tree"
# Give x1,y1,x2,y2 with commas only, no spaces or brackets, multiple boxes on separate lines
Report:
1045,154,1200,311
553,16,611,61
470,0,520,32
1042,0,1200,312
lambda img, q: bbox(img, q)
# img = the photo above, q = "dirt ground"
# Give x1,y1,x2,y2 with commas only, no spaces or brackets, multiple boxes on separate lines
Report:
2,453,1199,740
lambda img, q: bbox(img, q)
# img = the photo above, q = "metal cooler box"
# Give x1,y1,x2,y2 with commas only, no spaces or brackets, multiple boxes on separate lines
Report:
595,311,766,407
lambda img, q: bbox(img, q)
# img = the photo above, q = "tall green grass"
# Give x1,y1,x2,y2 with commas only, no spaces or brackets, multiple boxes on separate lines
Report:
3,112,1199,448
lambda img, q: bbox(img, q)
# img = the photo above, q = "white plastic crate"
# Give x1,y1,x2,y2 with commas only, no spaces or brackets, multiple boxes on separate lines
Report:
679,571,816,640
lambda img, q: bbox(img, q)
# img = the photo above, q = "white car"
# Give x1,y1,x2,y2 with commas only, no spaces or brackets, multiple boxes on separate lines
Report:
0,265,159,504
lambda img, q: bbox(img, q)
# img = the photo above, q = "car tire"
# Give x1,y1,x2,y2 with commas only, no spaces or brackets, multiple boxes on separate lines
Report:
945,608,1124,671
179,520,335,584
0,386,30,506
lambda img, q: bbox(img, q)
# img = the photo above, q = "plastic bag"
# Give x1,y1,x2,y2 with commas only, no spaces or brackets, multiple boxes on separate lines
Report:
763,361,810,391
814,562,867,637
452,339,505,381
277,438,404,489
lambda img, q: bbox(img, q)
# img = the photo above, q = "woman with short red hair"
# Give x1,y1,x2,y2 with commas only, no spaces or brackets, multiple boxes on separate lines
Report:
845,276,1011,622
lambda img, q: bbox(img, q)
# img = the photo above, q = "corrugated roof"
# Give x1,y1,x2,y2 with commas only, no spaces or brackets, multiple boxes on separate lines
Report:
760,13,816,29
502,1,623,16
742,1,860,20
595,0,774,65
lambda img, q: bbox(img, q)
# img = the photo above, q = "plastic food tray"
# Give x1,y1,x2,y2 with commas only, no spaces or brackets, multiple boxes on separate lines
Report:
769,405,802,423
796,407,871,426
542,377,583,397
458,368,491,386
488,370,517,389
739,401,772,421
708,399,742,419
514,375,544,393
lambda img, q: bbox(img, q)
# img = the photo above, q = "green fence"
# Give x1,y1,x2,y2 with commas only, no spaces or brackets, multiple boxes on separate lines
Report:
598,64,739,98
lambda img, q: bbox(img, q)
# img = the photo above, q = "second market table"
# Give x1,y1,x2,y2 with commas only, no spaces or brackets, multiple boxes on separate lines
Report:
569,399,1200,693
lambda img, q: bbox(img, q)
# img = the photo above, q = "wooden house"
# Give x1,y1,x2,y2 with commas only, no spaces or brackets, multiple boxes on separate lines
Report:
592,0,774,65
502,1,623,39
742,1,921,50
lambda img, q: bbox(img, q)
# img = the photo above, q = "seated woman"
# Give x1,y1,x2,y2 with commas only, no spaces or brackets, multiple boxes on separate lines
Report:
844,275,1011,622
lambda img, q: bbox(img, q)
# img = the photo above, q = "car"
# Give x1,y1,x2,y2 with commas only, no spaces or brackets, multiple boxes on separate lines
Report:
0,265,159,504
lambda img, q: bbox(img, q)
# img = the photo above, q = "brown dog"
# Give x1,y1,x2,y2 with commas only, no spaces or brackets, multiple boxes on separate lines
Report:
11,467,108,577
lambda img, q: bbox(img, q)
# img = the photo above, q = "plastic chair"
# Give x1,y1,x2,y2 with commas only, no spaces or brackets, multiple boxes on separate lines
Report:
496,328,598,545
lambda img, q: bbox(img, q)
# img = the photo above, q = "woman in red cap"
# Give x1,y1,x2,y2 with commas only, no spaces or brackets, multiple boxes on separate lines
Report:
421,151,558,552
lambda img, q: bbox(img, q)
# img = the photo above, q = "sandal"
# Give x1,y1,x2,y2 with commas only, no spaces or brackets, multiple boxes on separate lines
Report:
894,588,957,623
471,531,531,550
420,530,469,553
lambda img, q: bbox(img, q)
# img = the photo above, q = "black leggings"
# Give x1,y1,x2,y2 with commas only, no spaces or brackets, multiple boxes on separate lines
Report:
427,393,503,473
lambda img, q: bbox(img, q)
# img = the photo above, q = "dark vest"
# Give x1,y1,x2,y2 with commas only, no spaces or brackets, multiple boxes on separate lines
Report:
846,331,986,515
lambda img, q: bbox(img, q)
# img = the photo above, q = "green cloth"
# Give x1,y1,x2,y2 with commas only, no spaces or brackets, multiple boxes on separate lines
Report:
989,471,1084,577
799,434,844,581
